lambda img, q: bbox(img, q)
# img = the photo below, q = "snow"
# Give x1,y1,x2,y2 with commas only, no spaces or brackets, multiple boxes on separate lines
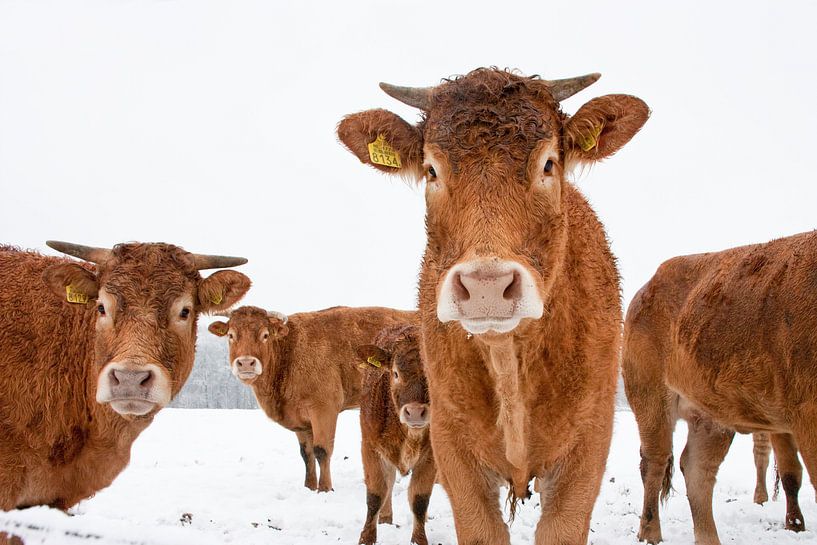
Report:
1,409,814,544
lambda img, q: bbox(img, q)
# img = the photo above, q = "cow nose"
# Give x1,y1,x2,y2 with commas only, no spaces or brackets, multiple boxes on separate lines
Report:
110,368,154,389
454,270,520,307
236,357,256,370
401,403,430,427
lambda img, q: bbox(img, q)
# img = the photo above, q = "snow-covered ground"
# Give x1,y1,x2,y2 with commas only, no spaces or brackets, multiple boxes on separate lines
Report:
1,409,814,545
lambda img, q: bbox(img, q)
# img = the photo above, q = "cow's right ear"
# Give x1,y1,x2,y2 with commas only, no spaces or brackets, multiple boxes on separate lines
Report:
42,263,99,304
337,109,424,180
208,321,229,337
355,344,392,370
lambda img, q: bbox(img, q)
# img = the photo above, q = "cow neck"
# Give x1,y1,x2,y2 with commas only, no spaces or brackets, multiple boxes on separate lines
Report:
255,325,292,421
480,337,529,498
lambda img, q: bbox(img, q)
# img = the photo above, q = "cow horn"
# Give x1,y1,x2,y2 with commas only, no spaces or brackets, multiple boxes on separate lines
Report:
379,83,433,110
544,73,601,102
46,240,112,264
267,310,288,324
191,254,248,270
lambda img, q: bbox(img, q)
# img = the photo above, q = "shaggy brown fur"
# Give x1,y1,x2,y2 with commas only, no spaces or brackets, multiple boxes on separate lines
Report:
209,306,416,492
338,68,649,545
0,243,250,511
355,325,435,545
623,230,817,545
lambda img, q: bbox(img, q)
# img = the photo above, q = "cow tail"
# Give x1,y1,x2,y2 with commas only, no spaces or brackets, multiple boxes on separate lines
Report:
660,454,674,503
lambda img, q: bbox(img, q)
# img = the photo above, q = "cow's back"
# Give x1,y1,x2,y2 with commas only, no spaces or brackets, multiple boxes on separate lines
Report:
276,307,416,412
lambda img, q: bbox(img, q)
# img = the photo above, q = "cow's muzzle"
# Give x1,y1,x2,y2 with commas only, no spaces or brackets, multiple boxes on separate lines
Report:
400,402,431,429
96,361,171,416
232,356,263,382
436,259,544,334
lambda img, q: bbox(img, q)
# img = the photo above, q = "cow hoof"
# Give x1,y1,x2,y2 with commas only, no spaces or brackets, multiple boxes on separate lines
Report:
785,516,805,532
637,526,662,544
410,533,428,545
378,514,393,525
753,490,768,505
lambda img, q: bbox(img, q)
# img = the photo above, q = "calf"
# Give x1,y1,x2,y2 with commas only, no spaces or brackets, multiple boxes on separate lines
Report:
0,241,250,510
623,231,817,545
338,68,649,544
355,324,435,545
209,305,415,491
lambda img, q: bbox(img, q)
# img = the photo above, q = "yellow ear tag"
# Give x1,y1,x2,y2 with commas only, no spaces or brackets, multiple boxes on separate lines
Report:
578,124,603,152
367,134,402,168
66,285,89,304
366,356,382,368
210,292,223,306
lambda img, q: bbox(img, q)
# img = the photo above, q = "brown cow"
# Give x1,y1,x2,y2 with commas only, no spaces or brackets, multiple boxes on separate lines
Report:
623,231,817,545
337,68,649,544
208,305,415,492
0,241,250,511
355,324,435,545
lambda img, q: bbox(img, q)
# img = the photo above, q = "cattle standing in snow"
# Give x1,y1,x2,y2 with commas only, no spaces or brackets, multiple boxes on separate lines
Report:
355,324,434,545
337,68,649,544
208,305,415,492
623,232,817,545
0,241,250,510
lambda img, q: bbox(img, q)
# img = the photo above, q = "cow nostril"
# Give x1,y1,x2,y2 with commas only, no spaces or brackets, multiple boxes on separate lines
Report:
452,272,470,302
502,270,522,301
139,371,153,387
109,369,120,386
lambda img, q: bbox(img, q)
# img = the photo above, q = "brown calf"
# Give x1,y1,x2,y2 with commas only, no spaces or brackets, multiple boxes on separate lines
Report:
0,241,249,510
623,230,817,545
209,305,415,491
355,324,435,545
338,68,649,544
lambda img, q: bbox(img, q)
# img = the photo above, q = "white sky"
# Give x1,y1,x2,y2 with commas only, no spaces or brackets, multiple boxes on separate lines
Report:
2,1,816,313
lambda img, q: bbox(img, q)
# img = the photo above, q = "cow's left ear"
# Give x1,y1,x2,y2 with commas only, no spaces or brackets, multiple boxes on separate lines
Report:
564,94,649,171
198,270,251,313
208,321,229,337
355,344,392,370
337,109,424,180
42,263,99,305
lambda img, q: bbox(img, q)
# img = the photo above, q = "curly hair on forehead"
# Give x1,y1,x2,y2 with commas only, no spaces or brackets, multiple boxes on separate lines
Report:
373,324,420,353
422,68,567,173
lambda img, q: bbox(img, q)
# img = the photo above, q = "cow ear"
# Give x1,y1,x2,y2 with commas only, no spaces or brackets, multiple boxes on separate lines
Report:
355,344,392,370
268,320,289,339
42,263,99,305
564,94,649,171
198,270,251,312
208,321,229,336
337,109,424,180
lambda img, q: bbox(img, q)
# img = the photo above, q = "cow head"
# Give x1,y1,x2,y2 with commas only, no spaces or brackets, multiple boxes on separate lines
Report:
338,68,648,337
208,306,289,385
42,241,251,418
356,324,430,429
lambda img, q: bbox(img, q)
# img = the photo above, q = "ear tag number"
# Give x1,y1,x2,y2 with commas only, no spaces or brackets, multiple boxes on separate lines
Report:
210,293,223,305
366,356,382,368
578,124,603,152
66,285,89,304
368,134,402,168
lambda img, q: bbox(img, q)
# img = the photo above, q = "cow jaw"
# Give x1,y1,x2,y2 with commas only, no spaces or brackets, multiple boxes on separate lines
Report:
437,259,544,334
96,361,171,416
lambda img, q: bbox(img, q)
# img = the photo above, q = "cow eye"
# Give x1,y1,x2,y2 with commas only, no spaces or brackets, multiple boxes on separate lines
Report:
427,166,437,179
228,332,234,341
393,370,399,380
97,304,106,316
261,331,270,341
543,159,554,174
179,307,190,320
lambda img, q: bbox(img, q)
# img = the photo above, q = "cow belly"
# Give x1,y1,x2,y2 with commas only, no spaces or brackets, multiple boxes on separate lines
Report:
666,354,788,433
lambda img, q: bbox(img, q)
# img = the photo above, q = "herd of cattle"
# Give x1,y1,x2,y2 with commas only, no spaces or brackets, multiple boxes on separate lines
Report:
0,67,815,545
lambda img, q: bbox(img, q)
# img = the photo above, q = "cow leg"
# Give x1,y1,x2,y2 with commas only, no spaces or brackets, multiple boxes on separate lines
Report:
359,445,390,545
379,465,396,525
432,430,510,545
678,416,734,545
752,432,771,504
296,430,318,490
534,424,612,545
770,433,805,532
408,448,436,545
310,408,338,492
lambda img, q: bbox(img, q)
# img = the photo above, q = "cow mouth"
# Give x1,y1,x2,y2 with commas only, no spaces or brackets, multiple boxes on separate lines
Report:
108,399,158,416
460,317,522,335
404,421,430,430
237,371,260,381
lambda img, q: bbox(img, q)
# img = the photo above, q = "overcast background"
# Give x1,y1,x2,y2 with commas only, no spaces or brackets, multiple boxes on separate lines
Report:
2,0,816,316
